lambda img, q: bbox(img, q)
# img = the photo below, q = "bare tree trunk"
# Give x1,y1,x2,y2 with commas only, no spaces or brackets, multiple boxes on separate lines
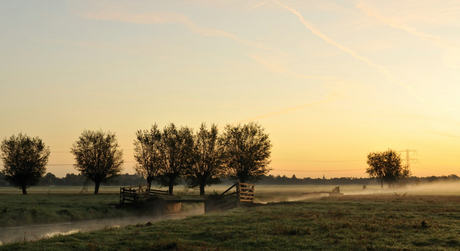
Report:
94,182,100,195
168,179,174,195
200,181,205,196
147,178,153,189
21,185,27,195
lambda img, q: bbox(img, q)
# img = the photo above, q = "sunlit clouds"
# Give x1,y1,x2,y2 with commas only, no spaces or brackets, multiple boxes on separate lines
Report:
1,0,460,178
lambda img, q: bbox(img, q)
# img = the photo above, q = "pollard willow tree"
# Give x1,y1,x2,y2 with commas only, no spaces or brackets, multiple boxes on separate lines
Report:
0,133,50,194
221,122,272,183
186,123,225,195
133,124,163,188
71,130,124,194
158,123,195,195
366,149,410,188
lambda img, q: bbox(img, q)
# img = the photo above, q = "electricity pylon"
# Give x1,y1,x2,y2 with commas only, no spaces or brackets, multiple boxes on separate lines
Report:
399,149,419,168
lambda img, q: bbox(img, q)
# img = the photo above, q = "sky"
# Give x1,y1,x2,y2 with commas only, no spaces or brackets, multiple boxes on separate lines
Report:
1,0,460,179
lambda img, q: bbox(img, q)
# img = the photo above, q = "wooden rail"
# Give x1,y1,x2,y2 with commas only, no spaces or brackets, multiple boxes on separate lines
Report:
120,182,256,209
302,186,343,196
119,185,169,204
206,182,255,213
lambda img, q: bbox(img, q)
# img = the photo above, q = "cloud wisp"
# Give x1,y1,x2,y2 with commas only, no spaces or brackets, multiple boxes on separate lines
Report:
78,9,268,51
272,0,458,121
251,54,337,80
74,4,341,81
247,1,268,11
234,98,336,124
41,90,201,102
356,0,460,51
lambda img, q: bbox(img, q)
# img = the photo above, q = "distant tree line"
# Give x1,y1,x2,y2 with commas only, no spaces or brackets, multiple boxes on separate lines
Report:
0,172,458,188
259,174,460,185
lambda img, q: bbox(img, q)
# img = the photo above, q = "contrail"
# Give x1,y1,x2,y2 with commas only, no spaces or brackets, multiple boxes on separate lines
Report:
356,0,460,50
233,98,335,124
247,1,268,11
272,0,458,121
272,0,379,70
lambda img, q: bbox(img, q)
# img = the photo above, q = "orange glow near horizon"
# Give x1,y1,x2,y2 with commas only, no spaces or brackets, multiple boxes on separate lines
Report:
1,0,459,179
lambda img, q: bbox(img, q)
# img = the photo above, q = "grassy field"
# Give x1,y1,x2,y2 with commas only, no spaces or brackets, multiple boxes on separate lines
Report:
1,183,459,228
1,183,460,250
0,192,135,227
3,194,460,250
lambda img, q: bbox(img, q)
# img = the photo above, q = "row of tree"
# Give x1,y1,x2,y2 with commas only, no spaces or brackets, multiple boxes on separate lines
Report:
0,126,434,195
0,122,272,195
133,123,271,195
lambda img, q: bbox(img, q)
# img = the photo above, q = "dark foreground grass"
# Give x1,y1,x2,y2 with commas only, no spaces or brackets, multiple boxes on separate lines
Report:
3,195,460,250
0,193,151,227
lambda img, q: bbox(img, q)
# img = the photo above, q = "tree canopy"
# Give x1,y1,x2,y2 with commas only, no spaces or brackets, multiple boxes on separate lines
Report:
0,133,50,194
221,122,272,183
133,124,163,188
71,130,124,194
157,123,195,195
186,123,224,195
366,149,410,188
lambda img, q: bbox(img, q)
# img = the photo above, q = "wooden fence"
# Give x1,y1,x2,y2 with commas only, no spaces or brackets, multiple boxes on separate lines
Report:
205,182,255,213
301,186,343,196
119,185,169,204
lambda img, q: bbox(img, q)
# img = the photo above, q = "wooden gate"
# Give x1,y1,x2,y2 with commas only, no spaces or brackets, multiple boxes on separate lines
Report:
237,182,255,202
119,185,169,204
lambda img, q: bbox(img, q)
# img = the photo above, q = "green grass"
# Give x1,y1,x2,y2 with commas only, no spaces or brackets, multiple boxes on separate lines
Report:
3,195,460,250
0,185,122,195
0,193,127,227
0,183,457,228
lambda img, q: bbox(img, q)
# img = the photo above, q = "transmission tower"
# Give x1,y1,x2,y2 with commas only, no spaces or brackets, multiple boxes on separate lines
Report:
399,149,419,168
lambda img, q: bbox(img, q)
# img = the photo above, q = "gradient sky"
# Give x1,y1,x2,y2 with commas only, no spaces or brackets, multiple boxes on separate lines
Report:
1,0,460,178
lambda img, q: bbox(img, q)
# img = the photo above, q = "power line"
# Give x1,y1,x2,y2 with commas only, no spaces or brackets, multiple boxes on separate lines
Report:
399,149,419,168
277,168,363,173
278,159,364,163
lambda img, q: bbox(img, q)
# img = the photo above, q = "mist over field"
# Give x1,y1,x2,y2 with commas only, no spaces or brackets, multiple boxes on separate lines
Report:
249,182,460,203
344,182,460,196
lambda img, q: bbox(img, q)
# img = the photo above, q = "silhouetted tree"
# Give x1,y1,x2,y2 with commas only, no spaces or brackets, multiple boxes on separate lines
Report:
158,123,194,195
133,124,163,188
221,123,272,183
366,149,410,188
0,133,50,194
71,130,123,194
186,123,224,195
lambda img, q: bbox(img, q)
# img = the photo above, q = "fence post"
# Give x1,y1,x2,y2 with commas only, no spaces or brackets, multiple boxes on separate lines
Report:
237,182,241,207
120,187,124,205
